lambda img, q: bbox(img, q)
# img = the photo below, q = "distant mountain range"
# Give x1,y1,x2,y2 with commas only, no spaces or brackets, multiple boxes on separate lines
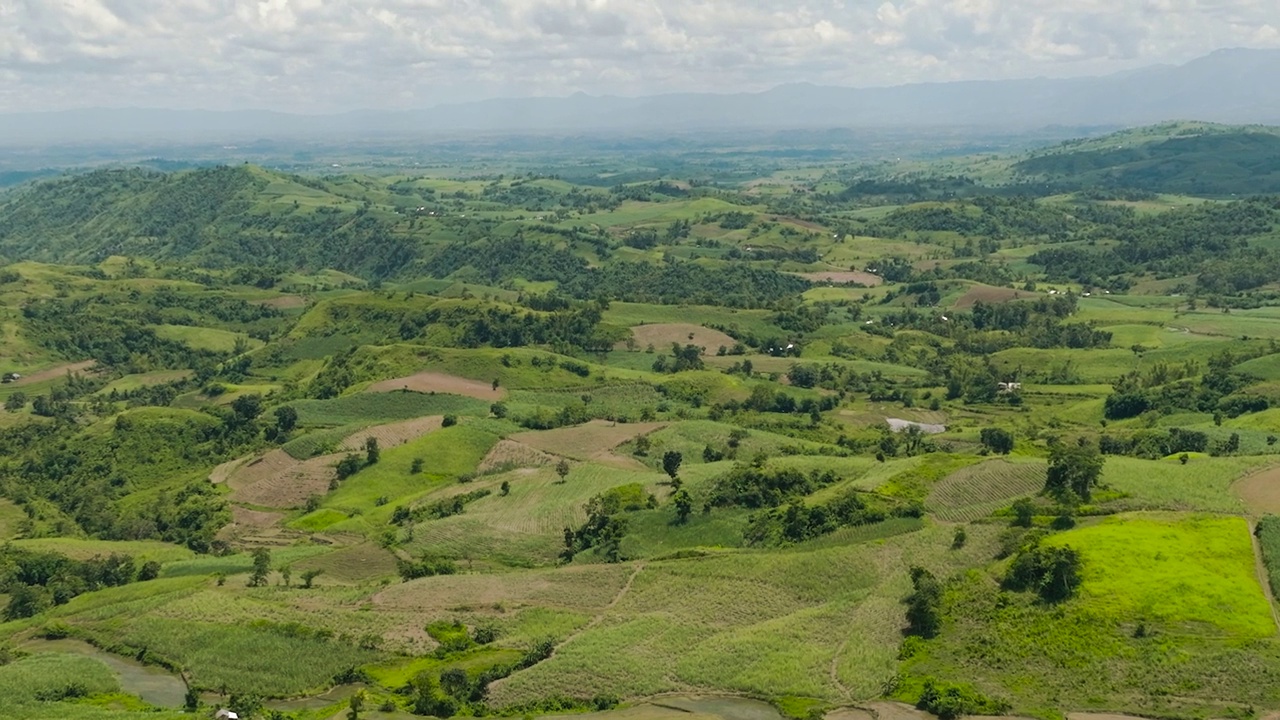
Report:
3,48,1280,144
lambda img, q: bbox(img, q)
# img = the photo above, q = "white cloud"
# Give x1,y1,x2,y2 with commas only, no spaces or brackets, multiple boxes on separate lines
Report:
0,0,1276,112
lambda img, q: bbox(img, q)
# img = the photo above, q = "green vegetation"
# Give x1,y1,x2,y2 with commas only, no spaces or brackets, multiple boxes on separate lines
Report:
5,123,1280,719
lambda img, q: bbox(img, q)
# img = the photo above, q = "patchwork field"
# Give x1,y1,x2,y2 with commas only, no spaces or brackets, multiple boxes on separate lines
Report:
621,324,739,355
511,420,668,461
366,371,506,400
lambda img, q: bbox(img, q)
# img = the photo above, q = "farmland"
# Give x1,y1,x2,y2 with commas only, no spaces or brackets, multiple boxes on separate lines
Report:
6,122,1280,720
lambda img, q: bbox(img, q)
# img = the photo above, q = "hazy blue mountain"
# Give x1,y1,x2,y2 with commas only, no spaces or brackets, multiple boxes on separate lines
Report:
2,48,1278,144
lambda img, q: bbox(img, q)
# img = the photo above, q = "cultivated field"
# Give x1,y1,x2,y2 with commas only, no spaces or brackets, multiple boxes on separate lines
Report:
621,324,739,355
225,448,342,509
366,371,506,400
925,458,1046,522
797,270,883,286
511,420,668,461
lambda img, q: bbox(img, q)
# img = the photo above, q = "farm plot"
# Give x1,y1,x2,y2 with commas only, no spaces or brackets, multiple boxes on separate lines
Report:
7,360,96,387
291,392,490,426
926,459,1047,522
621,324,738,355
365,371,506,400
339,415,444,451
1233,465,1280,515
797,270,883,286
952,285,1028,309
225,449,341,509
478,439,558,473
511,420,668,461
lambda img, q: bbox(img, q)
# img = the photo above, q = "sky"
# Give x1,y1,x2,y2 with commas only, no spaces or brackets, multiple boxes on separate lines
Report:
1,0,1278,114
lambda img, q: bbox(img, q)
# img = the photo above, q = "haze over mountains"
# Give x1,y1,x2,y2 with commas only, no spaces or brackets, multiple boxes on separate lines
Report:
2,48,1279,145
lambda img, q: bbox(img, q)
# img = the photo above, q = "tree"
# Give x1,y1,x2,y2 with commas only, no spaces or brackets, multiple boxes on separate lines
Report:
904,566,943,638
979,427,1014,455
248,547,271,587
411,458,424,474
673,489,693,524
951,527,967,549
365,437,380,465
1012,498,1035,528
4,584,51,620
490,402,508,419
662,451,683,483
280,565,292,587
336,453,362,481
300,569,323,588
347,689,365,720
500,480,511,496
231,393,263,422
274,405,298,434
137,561,161,581
1005,545,1082,602
555,459,570,483
4,391,26,412
1045,440,1105,502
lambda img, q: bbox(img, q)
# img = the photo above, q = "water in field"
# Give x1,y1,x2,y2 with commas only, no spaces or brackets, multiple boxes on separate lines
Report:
24,638,189,707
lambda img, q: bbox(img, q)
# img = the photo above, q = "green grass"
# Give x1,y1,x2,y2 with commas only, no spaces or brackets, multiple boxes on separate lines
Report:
1100,455,1270,512
10,538,195,564
290,392,491,427
298,424,501,528
1046,513,1274,637
152,324,260,353
903,512,1280,718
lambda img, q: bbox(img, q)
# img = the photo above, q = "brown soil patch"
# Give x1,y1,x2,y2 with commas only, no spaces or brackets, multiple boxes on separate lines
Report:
9,360,97,387
366,372,505,400
258,295,307,309
229,506,285,528
510,420,667,461
226,449,341,509
1068,714,1151,720
864,702,930,720
799,271,883,287
1235,466,1280,515
826,710,874,720
478,439,557,473
208,457,246,485
953,285,1026,309
621,324,737,355
340,416,443,452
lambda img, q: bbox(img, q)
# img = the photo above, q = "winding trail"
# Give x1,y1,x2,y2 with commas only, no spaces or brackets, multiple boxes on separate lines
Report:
554,561,646,655
1249,520,1280,634
829,639,852,701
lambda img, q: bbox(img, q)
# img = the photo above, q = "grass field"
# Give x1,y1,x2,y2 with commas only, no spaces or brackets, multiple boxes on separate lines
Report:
1102,455,1271,512
291,392,491,427
902,512,1280,718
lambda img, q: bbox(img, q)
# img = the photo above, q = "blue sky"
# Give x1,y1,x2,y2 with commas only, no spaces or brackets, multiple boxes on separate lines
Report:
1,0,1277,112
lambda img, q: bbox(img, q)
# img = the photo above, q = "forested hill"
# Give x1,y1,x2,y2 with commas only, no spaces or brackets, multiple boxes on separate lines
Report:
1010,125,1280,195
0,165,420,278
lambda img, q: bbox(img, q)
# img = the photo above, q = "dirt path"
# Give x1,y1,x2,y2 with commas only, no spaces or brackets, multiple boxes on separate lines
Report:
829,639,852,701
557,562,646,651
1249,520,1280,634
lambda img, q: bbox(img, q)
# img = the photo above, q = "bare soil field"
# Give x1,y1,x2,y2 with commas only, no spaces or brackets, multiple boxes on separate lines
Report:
9,360,97,386
798,271,884,287
511,420,668,460
229,505,285,528
340,416,443,451
366,371,505,400
226,449,341,509
953,285,1027,309
621,324,737,355
478,439,558,473
1234,466,1280,515
208,456,246,485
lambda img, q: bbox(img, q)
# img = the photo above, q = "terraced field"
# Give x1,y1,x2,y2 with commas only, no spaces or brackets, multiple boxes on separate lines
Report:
925,458,1047,522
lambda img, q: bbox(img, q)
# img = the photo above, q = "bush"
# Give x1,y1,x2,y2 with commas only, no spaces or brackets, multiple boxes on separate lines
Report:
916,679,1010,720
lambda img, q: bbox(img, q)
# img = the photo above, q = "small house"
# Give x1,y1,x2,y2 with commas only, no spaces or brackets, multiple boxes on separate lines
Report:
214,710,239,720
1,373,19,383
997,381,1022,393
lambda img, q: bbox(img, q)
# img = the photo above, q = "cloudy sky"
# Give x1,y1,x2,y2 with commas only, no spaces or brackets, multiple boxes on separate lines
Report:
1,0,1277,113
